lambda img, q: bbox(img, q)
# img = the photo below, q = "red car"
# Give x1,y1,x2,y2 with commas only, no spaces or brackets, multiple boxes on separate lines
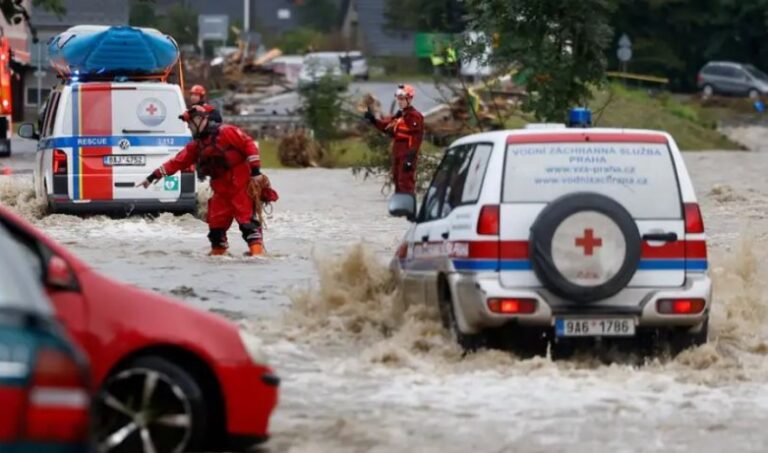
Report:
0,205,279,452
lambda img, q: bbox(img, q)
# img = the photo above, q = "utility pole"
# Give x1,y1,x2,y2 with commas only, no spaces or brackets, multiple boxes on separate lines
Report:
244,0,250,32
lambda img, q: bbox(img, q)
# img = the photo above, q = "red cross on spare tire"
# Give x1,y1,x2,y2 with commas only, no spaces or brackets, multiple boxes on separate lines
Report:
529,192,642,303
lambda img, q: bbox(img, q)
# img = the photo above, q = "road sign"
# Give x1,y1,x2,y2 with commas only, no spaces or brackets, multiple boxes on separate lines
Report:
198,15,229,42
617,33,632,63
617,47,632,62
618,34,632,48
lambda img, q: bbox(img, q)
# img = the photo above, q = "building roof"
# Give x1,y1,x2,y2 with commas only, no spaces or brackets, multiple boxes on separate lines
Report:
354,0,414,57
152,0,299,35
30,0,129,28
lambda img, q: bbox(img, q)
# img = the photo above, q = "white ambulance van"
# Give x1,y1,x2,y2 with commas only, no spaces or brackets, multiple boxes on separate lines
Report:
20,81,195,214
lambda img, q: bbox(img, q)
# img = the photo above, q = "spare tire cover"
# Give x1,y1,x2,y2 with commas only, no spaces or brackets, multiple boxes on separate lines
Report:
529,192,641,303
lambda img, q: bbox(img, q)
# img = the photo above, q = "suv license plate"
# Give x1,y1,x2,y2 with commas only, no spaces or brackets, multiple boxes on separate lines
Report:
555,318,635,337
103,155,146,166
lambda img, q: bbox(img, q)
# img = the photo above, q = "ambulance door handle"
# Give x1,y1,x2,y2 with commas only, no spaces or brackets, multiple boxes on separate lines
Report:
421,235,429,243
642,232,678,242
441,231,450,240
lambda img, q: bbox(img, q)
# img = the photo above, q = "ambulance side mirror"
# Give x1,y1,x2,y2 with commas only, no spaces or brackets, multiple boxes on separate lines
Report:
18,123,39,141
389,193,416,222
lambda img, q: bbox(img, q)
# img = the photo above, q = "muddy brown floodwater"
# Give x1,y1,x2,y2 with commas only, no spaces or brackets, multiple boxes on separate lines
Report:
1,152,767,452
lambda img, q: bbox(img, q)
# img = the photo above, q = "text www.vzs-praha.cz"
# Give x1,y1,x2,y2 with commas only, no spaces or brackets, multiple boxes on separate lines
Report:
545,165,637,175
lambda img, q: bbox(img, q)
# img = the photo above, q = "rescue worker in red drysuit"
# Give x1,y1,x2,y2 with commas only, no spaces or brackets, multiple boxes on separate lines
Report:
136,105,267,256
364,84,424,194
188,84,223,124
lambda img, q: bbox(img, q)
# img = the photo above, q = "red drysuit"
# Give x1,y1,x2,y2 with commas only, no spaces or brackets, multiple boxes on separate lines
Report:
373,105,424,194
151,124,262,247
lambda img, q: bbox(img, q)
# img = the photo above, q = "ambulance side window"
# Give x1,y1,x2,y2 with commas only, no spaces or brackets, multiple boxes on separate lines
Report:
41,92,61,138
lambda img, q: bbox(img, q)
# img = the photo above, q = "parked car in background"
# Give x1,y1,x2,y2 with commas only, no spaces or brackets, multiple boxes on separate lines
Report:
338,50,369,80
0,205,280,452
298,52,347,88
0,224,91,452
697,61,768,99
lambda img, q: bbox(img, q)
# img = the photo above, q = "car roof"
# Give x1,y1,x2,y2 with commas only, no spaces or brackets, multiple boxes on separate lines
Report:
0,224,53,315
450,127,674,148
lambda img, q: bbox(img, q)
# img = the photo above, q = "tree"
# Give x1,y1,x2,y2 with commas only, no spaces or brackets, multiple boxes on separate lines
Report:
161,3,198,45
463,0,616,121
298,74,348,148
384,0,466,32
297,0,339,33
129,0,159,28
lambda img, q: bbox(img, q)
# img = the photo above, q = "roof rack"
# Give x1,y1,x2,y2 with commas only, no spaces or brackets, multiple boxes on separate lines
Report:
53,57,185,89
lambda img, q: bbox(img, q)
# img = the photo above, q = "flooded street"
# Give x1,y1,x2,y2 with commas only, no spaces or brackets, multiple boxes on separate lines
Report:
2,151,768,452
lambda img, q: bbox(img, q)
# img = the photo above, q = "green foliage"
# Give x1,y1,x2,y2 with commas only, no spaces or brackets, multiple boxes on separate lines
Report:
297,0,339,33
463,0,617,122
129,0,157,27
298,75,349,147
273,28,326,54
384,0,466,32
160,4,198,45
128,1,196,45
611,0,768,90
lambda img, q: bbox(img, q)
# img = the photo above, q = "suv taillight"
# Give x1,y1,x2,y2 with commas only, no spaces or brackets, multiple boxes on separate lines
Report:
684,203,704,234
477,205,500,235
52,149,67,175
24,347,89,443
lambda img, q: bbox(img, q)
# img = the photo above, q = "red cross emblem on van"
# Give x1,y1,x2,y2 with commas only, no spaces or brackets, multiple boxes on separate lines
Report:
575,228,602,256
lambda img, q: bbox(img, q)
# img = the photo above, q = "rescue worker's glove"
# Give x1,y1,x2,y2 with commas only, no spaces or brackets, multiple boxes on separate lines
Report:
363,107,376,124
393,110,403,119
403,151,417,172
136,171,160,188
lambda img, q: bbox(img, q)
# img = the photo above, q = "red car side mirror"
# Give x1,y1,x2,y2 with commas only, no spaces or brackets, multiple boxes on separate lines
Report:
46,255,77,290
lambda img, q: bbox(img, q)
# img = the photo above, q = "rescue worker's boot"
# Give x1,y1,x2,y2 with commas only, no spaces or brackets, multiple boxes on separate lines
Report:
240,221,264,256
208,228,228,256
247,242,265,256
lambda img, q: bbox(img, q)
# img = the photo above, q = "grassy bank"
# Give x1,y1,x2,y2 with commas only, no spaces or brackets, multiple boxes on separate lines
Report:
588,84,743,150
259,83,743,170
503,84,743,150
258,138,441,169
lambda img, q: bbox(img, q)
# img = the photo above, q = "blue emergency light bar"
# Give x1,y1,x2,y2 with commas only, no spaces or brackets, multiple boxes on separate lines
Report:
568,107,592,128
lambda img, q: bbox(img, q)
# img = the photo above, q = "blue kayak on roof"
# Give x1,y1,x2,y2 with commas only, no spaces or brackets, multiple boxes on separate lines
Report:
48,25,179,76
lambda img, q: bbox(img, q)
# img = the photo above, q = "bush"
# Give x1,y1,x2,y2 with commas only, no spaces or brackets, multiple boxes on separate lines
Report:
298,74,349,147
274,28,327,54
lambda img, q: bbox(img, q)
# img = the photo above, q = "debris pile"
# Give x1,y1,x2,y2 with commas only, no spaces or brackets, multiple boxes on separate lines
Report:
278,129,324,167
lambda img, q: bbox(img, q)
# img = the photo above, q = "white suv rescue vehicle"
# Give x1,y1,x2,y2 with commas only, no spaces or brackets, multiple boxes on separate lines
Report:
21,81,195,214
390,126,711,354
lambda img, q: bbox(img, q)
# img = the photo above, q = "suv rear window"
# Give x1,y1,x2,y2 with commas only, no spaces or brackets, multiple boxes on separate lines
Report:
503,141,682,219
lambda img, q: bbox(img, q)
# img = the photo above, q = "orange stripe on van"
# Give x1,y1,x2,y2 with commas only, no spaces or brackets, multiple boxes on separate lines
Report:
79,83,113,200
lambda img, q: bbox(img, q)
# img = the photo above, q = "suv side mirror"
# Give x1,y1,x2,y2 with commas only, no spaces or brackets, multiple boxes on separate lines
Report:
389,193,416,221
18,123,39,141
46,255,78,291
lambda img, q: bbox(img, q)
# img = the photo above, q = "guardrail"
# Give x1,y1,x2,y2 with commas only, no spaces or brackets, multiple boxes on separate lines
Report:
606,71,669,85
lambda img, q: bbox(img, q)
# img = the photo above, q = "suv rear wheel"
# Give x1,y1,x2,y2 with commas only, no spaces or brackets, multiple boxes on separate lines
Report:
439,280,486,352
748,88,760,100
667,318,709,356
702,84,714,98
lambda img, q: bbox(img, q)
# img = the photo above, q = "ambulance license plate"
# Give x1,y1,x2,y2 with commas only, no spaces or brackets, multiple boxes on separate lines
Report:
103,155,146,166
555,318,635,337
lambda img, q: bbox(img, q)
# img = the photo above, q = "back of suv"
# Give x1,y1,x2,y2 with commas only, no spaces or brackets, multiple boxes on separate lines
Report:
390,127,711,354
697,61,768,99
